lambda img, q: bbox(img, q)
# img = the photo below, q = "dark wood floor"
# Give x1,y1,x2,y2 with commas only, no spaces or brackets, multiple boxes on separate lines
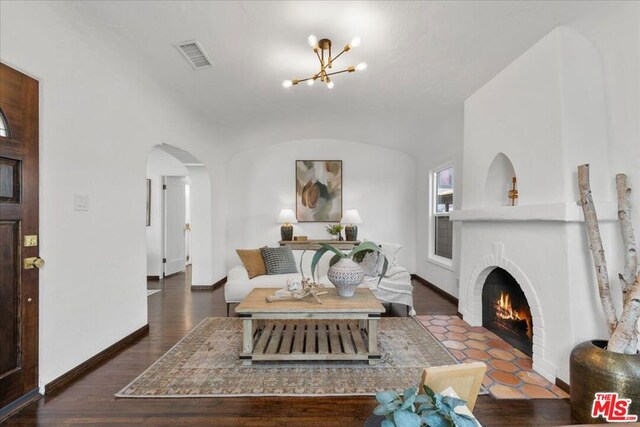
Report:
4,270,575,426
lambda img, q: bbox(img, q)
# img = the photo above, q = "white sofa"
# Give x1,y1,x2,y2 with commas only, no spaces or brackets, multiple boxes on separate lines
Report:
225,249,415,316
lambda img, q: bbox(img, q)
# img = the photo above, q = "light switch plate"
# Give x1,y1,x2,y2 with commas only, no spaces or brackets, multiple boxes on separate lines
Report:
74,193,89,211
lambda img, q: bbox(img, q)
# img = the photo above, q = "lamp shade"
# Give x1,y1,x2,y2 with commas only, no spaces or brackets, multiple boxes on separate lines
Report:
341,209,362,225
277,209,298,224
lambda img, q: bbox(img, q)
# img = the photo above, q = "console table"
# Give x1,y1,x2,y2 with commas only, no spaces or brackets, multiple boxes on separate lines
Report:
278,239,361,250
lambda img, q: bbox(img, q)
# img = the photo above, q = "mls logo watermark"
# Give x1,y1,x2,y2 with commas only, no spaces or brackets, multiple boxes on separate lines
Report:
591,392,638,422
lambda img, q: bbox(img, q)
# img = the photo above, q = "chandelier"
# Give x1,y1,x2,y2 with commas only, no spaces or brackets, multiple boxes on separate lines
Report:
282,35,367,89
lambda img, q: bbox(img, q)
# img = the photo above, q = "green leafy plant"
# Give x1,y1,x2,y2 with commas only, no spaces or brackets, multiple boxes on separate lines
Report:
373,386,477,427
308,242,388,284
324,224,344,236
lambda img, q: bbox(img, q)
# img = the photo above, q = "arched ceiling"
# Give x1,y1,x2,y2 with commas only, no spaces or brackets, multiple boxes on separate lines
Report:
64,1,620,155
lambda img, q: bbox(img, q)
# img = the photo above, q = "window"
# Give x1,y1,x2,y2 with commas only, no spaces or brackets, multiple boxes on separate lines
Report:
0,108,9,138
432,165,454,261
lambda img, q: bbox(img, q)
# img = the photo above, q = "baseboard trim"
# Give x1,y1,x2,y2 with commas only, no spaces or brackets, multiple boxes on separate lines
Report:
0,388,42,423
191,276,227,291
555,378,570,394
147,275,160,281
411,274,459,305
44,324,149,395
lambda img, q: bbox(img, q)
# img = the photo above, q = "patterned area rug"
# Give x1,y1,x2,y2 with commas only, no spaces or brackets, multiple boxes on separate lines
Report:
416,315,568,399
116,317,457,398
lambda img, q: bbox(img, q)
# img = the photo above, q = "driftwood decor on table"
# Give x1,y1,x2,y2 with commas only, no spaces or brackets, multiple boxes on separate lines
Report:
265,278,328,304
578,164,640,354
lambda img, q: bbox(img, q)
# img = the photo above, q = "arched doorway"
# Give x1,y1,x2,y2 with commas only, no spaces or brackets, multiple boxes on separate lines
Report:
145,144,213,292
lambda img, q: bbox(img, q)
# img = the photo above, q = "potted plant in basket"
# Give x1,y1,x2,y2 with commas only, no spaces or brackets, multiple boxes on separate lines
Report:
571,164,640,423
305,241,389,297
325,224,345,241
367,386,477,427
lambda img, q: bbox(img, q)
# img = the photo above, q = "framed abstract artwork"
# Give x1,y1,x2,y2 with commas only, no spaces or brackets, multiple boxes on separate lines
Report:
296,160,342,222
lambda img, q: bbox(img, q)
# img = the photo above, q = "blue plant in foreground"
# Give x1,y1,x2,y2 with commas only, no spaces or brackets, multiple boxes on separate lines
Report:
373,385,477,427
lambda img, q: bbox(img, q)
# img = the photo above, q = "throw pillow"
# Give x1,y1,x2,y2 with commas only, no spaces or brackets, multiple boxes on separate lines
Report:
236,248,267,279
261,246,298,275
373,241,402,275
358,251,379,277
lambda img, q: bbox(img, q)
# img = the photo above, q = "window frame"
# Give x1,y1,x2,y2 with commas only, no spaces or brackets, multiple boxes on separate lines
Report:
428,162,454,269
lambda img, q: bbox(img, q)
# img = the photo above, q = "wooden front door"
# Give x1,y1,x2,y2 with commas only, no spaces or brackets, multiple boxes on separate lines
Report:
0,63,40,409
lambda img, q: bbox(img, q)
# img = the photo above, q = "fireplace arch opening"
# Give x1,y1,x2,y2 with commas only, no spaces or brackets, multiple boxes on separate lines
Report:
482,267,533,356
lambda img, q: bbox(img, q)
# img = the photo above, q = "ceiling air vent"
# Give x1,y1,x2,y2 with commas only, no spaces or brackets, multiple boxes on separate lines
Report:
176,40,213,70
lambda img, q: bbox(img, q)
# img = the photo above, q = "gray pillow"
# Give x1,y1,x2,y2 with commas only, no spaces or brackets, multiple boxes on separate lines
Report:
261,246,298,275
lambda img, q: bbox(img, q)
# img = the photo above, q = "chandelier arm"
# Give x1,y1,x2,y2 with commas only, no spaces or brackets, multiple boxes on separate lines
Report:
327,48,348,66
324,68,353,77
315,50,324,67
294,74,321,84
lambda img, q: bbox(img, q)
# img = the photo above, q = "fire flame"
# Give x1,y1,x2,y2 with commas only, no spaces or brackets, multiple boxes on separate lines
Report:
495,292,523,320
494,292,533,340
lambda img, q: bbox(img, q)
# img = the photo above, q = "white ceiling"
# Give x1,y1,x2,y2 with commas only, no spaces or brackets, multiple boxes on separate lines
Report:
65,1,620,154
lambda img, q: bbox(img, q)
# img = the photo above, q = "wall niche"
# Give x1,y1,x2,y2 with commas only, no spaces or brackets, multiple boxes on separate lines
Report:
484,152,517,207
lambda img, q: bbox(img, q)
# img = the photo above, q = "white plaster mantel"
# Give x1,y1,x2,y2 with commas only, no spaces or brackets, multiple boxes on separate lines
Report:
455,27,618,385
449,201,617,222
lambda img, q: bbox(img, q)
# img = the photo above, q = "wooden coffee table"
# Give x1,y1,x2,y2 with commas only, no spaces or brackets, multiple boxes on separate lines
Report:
235,288,385,365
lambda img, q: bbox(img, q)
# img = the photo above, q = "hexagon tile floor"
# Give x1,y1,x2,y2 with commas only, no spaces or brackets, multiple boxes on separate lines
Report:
416,315,569,399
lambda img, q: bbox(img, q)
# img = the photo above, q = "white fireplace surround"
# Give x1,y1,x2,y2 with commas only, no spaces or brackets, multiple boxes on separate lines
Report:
451,26,623,384
463,242,552,380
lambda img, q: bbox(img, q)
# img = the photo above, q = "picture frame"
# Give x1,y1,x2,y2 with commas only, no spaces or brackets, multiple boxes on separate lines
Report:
146,179,151,226
295,160,342,222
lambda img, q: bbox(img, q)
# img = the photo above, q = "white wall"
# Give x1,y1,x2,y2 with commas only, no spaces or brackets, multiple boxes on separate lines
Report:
462,28,611,210
226,139,417,272
0,2,228,388
146,147,189,277
414,108,464,297
570,4,640,279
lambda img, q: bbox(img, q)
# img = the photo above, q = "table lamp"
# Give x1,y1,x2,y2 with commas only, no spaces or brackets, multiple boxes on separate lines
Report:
341,209,362,241
277,209,297,241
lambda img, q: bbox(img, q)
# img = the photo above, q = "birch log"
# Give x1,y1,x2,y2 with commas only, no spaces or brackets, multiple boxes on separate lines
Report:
609,275,640,353
608,173,639,353
616,174,638,301
577,164,618,335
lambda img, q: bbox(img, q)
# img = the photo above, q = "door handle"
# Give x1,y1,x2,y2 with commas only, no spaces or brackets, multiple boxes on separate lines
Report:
24,257,45,269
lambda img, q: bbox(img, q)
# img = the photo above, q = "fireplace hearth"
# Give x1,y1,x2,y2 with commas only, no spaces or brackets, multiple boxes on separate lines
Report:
482,268,533,356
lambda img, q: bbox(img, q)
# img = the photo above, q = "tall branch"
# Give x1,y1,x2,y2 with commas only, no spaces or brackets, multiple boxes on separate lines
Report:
578,164,618,335
608,173,639,353
609,275,640,353
616,174,638,300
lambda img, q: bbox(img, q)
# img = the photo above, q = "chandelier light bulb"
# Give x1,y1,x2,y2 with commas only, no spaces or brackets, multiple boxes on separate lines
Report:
350,36,361,48
327,80,335,89
308,34,318,47
356,61,368,71
282,80,293,88
307,79,315,86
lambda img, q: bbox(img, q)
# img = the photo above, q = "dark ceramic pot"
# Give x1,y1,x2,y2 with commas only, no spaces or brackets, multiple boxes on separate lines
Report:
570,340,640,424
345,225,358,241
